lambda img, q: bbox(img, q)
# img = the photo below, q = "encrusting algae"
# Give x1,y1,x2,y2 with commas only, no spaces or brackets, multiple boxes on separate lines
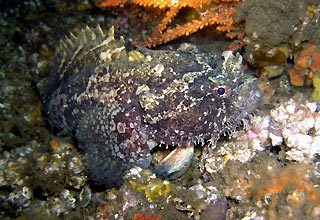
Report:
129,174,172,203
249,163,320,220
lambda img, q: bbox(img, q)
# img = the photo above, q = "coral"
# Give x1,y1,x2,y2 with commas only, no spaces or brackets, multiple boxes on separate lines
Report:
249,163,320,220
249,98,320,162
95,166,227,220
235,0,320,86
0,139,91,219
252,46,290,78
205,97,320,173
95,167,169,219
252,164,319,201
267,99,320,162
129,177,172,203
93,0,242,47
311,73,320,101
132,213,162,220
204,113,271,172
289,44,320,86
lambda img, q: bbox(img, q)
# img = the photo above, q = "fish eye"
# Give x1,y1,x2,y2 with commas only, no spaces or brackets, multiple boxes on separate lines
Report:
213,85,231,98
217,87,225,95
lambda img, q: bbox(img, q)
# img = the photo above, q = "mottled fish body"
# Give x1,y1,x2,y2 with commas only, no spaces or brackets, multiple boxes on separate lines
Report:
42,26,262,187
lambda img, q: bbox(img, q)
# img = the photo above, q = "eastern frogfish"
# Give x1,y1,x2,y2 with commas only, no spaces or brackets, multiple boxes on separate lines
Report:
40,25,263,187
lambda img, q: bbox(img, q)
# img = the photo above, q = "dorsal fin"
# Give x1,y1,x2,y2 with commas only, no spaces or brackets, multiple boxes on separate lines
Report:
40,25,127,100
55,25,127,82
